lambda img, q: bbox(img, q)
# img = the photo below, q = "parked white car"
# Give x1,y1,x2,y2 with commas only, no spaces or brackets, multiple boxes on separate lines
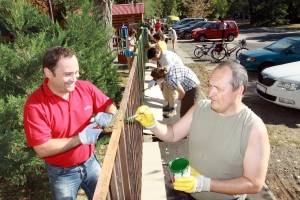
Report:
255,61,300,109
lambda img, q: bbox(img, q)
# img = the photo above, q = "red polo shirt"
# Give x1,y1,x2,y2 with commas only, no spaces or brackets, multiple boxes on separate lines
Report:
24,78,114,167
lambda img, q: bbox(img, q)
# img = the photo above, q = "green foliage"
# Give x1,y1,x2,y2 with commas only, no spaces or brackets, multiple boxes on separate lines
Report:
143,0,164,18
227,0,249,19
207,0,228,20
0,0,121,196
253,0,289,26
181,0,211,18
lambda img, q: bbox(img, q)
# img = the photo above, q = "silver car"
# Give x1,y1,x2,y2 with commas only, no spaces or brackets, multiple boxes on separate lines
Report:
256,61,300,109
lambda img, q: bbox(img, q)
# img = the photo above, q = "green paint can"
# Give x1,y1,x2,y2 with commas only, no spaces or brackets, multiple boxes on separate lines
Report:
168,157,190,183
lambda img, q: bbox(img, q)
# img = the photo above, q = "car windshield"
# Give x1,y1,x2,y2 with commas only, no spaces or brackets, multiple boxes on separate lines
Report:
264,38,298,52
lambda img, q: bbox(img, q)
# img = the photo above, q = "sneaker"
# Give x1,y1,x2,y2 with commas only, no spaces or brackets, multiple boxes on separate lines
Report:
163,110,177,118
162,105,171,111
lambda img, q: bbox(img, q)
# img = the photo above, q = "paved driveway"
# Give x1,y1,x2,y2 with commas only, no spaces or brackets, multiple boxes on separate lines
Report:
176,26,300,63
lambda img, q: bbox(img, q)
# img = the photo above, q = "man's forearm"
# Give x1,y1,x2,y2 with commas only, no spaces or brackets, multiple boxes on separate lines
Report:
33,136,82,158
210,176,263,195
149,123,176,142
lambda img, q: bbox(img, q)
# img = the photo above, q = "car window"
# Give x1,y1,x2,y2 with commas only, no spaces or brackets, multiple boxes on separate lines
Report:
181,20,191,24
211,23,220,29
186,21,195,26
229,22,237,28
266,38,298,52
194,22,206,28
202,22,212,28
291,43,300,54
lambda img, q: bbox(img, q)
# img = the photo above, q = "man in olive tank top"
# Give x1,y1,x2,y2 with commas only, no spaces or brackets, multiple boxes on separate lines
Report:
135,61,270,200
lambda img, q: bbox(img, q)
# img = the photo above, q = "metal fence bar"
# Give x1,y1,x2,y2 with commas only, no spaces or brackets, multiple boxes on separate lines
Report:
93,28,148,200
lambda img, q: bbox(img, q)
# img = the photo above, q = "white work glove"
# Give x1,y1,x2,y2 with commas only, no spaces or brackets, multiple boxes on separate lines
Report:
175,99,182,105
79,123,102,144
94,112,114,127
147,29,151,35
148,79,156,89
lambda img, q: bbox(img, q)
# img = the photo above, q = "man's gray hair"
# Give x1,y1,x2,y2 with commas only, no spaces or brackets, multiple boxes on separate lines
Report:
215,61,248,94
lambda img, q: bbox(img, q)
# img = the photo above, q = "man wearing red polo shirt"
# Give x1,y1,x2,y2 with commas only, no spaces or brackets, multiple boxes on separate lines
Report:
23,46,117,200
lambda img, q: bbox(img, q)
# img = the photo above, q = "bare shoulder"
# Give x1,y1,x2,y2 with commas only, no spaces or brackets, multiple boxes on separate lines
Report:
249,119,269,147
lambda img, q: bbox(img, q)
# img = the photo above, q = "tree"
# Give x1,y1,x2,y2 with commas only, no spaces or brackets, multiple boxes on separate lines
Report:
165,0,179,16
248,0,288,26
207,0,227,20
94,0,114,50
181,0,211,18
143,0,164,18
0,0,121,197
227,0,249,20
285,0,300,23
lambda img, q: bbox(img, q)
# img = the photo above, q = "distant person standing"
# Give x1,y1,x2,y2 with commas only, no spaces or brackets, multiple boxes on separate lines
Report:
153,17,156,27
169,27,177,52
121,22,128,47
155,19,163,32
220,19,226,43
121,22,127,29
149,17,155,27
125,28,137,71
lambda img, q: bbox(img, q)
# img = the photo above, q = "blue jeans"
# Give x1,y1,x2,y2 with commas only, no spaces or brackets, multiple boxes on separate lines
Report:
45,153,101,200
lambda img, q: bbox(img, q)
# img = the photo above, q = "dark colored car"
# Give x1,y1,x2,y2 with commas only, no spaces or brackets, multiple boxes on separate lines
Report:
173,20,203,33
191,20,239,42
177,21,208,39
171,18,206,29
237,37,300,73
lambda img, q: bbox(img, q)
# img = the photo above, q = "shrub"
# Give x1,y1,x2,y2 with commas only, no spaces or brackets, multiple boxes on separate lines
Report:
0,0,121,197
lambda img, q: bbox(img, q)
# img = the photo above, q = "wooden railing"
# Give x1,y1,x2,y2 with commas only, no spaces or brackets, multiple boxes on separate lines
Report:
93,28,148,200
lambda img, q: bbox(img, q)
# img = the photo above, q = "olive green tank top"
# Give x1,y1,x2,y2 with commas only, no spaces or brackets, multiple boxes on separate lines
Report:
189,100,260,200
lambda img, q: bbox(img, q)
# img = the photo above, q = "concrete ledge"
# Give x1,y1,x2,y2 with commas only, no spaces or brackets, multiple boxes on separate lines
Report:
142,142,167,200
145,62,157,68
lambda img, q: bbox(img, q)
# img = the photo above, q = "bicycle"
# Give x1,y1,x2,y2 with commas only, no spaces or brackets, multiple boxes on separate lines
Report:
194,42,216,58
211,39,248,61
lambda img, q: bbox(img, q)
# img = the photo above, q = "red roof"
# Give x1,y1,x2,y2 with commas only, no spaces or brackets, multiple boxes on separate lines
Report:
112,3,144,15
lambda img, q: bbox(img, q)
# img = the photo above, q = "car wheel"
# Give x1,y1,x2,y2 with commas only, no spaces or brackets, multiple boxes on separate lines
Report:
258,62,274,74
197,35,206,42
227,34,235,42
184,33,190,39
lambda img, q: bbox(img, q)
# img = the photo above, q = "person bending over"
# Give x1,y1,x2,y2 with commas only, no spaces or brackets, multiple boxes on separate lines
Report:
151,66,200,117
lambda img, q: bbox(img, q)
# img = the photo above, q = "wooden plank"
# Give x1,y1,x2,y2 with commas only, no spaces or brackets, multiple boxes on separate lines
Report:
93,49,138,200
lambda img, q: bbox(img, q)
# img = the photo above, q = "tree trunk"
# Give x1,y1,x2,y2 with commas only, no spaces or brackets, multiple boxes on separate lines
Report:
248,0,254,25
94,0,113,51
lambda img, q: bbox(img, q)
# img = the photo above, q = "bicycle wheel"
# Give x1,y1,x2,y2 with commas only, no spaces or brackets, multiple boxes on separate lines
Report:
211,49,226,61
194,47,204,58
236,48,249,59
